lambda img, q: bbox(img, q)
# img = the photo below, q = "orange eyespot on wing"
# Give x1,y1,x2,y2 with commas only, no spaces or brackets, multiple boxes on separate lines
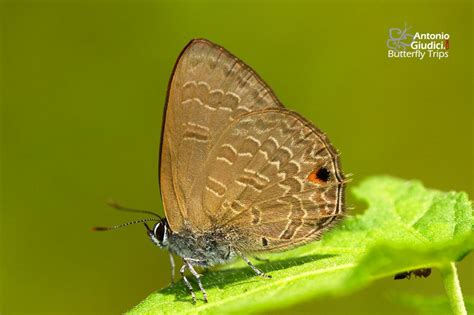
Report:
308,167,331,184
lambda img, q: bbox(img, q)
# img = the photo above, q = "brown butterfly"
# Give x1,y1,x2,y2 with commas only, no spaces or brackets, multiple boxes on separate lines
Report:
95,39,346,303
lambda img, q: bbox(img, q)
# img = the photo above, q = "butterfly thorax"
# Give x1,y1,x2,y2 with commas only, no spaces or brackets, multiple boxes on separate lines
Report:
166,227,238,267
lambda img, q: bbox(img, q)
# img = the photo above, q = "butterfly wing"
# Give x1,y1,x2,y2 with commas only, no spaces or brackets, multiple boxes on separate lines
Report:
160,39,283,232
191,109,345,252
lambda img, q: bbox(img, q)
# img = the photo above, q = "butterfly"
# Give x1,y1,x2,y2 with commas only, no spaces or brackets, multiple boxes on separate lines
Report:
95,39,346,303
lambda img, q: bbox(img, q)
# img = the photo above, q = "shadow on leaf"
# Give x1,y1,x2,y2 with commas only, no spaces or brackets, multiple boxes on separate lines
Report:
160,254,335,303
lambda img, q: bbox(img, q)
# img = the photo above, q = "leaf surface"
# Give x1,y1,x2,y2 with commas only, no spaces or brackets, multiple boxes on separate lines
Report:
394,294,474,315
128,176,473,315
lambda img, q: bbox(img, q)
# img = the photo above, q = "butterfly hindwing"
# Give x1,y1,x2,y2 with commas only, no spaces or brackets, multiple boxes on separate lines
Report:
192,109,345,251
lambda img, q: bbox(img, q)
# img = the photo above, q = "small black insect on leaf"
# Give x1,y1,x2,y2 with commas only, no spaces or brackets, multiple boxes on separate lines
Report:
394,268,432,280
394,271,410,280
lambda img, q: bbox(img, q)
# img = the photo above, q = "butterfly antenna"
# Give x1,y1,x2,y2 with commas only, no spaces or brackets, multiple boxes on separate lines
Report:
107,200,162,218
92,217,159,232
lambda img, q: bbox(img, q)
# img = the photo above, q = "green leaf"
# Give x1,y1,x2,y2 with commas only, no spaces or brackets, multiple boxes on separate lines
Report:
127,176,473,315
393,294,474,315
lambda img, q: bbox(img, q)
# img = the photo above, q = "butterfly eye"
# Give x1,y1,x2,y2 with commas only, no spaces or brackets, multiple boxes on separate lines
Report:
308,167,331,184
153,222,166,242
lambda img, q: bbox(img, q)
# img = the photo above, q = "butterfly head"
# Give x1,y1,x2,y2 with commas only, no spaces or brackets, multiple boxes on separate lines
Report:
145,218,170,248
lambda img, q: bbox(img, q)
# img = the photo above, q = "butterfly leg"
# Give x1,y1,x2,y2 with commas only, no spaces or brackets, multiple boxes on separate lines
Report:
168,251,175,285
184,259,208,303
179,263,196,303
239,252,271,279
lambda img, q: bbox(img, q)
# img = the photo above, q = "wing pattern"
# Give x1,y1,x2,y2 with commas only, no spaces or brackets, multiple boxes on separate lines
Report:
160,39,283,232
159,39,345,253
191,109,345,251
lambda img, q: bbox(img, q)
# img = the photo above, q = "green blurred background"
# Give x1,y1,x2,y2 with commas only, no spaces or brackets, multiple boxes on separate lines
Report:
1,0,472,314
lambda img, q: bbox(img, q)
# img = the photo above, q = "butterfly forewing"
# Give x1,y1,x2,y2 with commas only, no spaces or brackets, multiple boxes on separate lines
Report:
160,39,284,232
